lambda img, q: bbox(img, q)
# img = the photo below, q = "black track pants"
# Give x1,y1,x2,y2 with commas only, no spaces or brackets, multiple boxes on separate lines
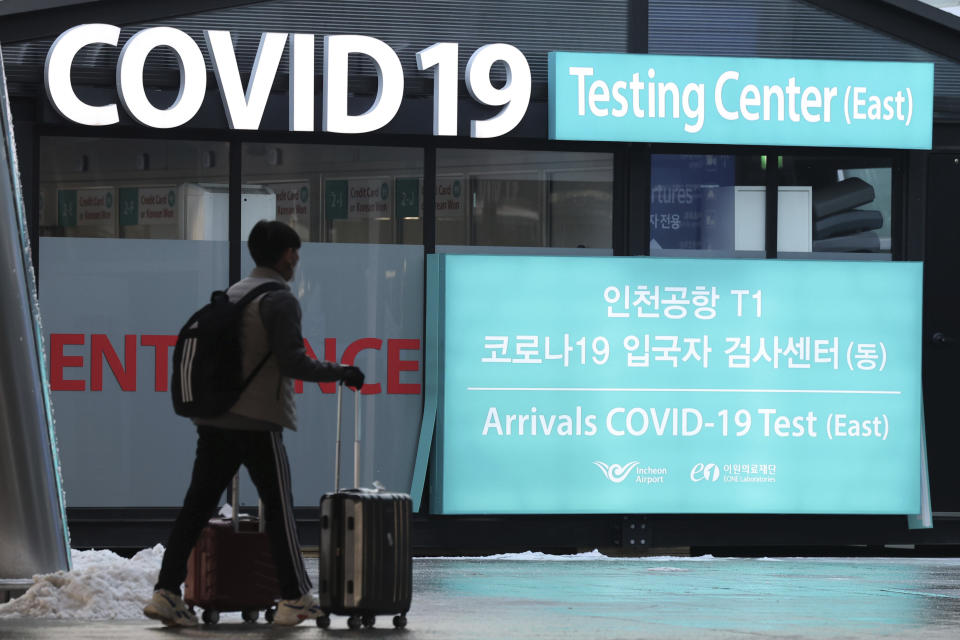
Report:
155,425,312,599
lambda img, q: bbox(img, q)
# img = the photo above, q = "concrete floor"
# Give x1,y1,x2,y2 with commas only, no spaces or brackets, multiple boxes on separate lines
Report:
3,554,960,639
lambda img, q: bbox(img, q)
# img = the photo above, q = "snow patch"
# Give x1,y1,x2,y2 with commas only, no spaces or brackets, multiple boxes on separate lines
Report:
425,549,721,562
0,546,163,620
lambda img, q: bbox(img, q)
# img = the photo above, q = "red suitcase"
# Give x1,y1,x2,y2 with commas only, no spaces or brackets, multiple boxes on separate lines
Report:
184,476,281,624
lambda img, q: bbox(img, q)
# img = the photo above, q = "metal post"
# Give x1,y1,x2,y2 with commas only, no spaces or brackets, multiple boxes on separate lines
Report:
353,390,361,488
334,385,343,493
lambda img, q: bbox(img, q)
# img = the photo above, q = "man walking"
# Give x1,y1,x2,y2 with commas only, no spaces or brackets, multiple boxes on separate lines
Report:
144,220,364,626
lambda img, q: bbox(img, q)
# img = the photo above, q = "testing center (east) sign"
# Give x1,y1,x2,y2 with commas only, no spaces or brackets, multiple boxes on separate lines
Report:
549,53,933,149
43,26,934,149
431,255,926,515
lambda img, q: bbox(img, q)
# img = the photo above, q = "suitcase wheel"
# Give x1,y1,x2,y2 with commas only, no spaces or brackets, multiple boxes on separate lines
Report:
362,614,376,628
265,607,276,624
316,614,331,629
347,615,362,630
393,614,408,629
201,608,219,625
241,609,259,623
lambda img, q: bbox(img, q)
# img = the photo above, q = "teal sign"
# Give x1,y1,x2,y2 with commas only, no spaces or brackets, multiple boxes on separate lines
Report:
396,178,420,218
325,179,348,220
548,53,933,149
433,255,926,515
57,190,77,227
118,188,138,226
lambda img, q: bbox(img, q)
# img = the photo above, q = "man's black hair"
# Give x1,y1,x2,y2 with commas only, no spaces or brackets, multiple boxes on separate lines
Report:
248,219,301,267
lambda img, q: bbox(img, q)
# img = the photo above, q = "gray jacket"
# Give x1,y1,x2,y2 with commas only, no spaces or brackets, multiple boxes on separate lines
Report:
195,266,343,432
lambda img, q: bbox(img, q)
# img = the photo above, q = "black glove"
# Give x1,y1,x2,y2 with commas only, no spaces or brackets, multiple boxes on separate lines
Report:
340,365,365,390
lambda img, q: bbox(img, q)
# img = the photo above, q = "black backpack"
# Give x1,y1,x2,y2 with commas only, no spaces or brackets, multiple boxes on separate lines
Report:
171,282,285,418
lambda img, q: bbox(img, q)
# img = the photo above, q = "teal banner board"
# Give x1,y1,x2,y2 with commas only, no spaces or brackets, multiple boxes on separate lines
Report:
433,255,926,515
548,53,933,149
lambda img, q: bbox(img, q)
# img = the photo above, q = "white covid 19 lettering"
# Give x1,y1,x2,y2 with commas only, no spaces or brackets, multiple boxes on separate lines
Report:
44,24,121,126
416,42,459,136
117,27,207,128
288,33,315,132
465,43,531,138
323,34,404,134
205,31,287,130
44,25,533,137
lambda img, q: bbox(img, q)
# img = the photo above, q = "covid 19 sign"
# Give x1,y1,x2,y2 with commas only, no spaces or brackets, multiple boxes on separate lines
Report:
44,25,530,137
45,27,933,148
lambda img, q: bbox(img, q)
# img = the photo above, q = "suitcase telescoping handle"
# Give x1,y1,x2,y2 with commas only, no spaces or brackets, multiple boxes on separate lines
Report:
230,473,265,533
333,384,361,493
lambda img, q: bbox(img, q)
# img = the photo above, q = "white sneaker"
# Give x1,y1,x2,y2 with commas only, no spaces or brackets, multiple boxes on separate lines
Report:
143,589,199,627
273,593,321,626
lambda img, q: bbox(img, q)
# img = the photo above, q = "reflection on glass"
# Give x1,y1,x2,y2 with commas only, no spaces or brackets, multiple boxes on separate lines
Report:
551,173,613,249
779,155,892,257
2,63,71,575
242,143,423,245
472,174,541,246
649,154,765,256
437,149,614,249
39,138,229,240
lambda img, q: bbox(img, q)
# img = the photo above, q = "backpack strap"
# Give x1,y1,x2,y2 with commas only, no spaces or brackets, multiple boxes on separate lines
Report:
236,281,287,388
236,281,286,308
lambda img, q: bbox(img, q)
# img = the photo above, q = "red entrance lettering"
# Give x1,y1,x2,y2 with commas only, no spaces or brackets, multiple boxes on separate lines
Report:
50,333,85,391
141,334,178,392
387,339,420,394
91,334,137,391
48,333,420,396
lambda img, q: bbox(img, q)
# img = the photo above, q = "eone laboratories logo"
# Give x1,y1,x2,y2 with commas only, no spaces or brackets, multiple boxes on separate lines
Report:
593,461,640,483
690,462,720,482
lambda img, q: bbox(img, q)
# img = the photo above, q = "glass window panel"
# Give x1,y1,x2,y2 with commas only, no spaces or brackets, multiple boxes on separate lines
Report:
38,237,229,506
39,137,228,240
778,154,892,259
650,153,765,257
436,149,613,250
241,142,426,498
36,136,233,506
242,143,423,245
550,169,614,249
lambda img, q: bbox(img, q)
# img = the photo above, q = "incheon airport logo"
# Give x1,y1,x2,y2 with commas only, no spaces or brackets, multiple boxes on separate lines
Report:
690,463,721,482
593,461,641,483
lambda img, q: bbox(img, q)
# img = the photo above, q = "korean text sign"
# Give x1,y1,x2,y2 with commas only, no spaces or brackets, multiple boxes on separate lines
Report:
548,53,933,149
435,255,924,515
